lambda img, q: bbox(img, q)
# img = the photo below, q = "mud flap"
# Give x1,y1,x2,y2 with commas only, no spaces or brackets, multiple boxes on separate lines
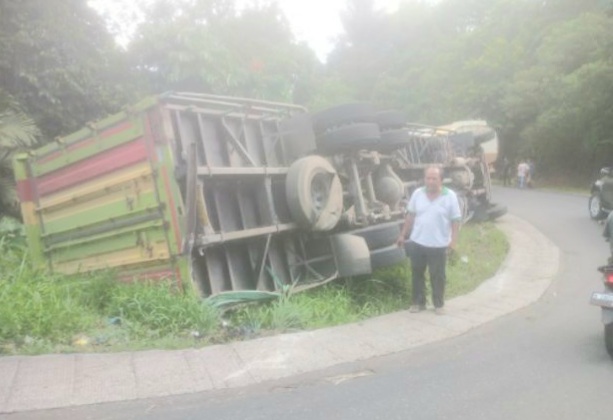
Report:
330,233,372,277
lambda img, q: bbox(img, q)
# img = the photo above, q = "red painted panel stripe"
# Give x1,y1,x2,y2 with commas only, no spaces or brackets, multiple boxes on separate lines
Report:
37,121,135,165
37,139,148,196
17,179,34,202
100,120,134,139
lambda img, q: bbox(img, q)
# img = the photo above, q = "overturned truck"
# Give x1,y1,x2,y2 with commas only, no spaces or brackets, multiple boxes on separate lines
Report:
14,93,505,297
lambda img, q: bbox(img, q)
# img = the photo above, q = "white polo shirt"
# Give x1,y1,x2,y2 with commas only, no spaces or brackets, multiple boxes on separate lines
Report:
407,187,462,248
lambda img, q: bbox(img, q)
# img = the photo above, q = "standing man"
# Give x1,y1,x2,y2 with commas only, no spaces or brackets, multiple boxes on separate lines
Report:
517,160,529,189
396,166,462,315
502,157,511,186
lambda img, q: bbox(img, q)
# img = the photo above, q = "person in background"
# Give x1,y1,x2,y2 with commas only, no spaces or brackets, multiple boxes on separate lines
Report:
603,211,613,265
517,160,530,189
502,157,511,186
527,159,536,188
396,166,462,315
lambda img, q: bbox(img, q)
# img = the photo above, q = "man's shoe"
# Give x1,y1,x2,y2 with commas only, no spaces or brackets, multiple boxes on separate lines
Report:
409,305,426,313
434,307,446,315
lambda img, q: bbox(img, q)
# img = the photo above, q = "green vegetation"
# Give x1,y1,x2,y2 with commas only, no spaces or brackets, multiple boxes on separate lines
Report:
0,220,507,355
229,221,508,333
0,220,219,355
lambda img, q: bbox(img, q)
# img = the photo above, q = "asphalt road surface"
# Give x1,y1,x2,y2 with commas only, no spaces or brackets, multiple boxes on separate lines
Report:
5,186,612,420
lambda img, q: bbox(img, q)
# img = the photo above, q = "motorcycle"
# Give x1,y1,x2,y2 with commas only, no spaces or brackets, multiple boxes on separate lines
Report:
590,265,613,358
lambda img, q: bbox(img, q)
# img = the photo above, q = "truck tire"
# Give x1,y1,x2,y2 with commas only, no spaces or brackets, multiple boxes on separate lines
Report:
457,194,474,224
376,110,407,130
370,245,407,271
285,156,343,231
312,103,376,135
377,129,410,151
605,323,613,359
316,122,381,152
350,222,401,250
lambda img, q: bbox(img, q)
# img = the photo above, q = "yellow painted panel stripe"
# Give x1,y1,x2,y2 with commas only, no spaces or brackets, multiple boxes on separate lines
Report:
38,162,153,211
20,202,38,226
53,241,170,273
41,175,156,223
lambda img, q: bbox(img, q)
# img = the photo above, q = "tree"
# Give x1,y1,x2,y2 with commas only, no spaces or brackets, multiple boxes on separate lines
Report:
0,92,39,220
129,0,318,101
0,0,137,140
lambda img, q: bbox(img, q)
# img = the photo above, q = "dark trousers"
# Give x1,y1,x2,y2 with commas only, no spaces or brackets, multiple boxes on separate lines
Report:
409,243,447,308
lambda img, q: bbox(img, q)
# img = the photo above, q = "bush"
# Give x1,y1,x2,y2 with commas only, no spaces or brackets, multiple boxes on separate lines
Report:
107,281,219,338
0,225,220,352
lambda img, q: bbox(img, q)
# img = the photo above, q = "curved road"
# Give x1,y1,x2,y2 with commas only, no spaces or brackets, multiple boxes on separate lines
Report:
9,187,612,420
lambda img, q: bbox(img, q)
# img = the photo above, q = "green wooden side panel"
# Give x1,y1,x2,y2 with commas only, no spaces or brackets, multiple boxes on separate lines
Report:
48,224,168,264
33,120,145,176
41,191,160,236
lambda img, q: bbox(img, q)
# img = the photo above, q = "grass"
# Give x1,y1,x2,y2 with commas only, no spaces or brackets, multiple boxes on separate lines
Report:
228,221,509,334
492,174,590,195
0,219,508,355
0,220,219,355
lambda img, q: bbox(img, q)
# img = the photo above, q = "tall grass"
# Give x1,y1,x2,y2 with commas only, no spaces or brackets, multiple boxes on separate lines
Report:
0,223,220,354
0,219,508,354
230,221,508,332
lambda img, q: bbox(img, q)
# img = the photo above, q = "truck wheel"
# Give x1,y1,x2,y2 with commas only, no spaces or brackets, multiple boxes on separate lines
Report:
312,103,376,135
350,222,401,250
286,156,343,231
377,129,410,151
370,245,407,271
457,194,474,224
316,123,381,152
605,323,613,359
589,193,607,220
376,110,407,130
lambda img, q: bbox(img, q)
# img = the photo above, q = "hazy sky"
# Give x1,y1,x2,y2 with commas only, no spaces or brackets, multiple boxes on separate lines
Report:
88,0,402,61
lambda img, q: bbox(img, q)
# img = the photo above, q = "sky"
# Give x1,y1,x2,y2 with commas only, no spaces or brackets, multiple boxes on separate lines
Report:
88,0,402,61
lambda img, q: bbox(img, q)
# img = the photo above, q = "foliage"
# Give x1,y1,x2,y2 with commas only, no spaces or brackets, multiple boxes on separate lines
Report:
326,0,613,178
0,0,139,140
107,281,219,338
230,222,507,333
0,227,220,354
128,0,319,101
0,93,40,220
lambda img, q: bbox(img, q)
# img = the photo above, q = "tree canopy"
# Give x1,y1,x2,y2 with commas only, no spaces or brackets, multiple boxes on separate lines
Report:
1,0,612,200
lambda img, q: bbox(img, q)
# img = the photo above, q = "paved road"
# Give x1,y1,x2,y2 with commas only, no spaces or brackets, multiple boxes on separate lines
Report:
4,187,611,419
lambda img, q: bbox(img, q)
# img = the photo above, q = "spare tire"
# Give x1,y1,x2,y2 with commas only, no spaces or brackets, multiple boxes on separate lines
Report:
376,110,407,130
316,122,381,152
377,129,410,151
285,156,344,231
312,103,377,135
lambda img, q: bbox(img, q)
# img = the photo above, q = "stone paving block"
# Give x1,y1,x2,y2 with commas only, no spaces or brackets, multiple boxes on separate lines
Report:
72,353,137,406
308,324,381,363
6,354,75,412
181,349,216,392
409,310,477,334
132,350,197,398
188,344,256,389
0,357,19,413
231,332,341,383
357,315,450,354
